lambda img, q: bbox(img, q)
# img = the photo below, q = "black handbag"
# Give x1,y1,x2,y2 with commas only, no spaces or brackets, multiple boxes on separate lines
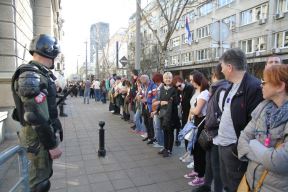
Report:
198,129,218,151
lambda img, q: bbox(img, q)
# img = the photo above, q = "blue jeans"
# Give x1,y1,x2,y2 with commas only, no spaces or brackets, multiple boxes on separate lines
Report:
134,109,145,132
84,89,90,103
94,89,101,101
153,115,163,146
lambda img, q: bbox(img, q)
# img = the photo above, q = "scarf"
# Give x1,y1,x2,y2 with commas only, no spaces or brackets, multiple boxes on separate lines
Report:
265,100,288,129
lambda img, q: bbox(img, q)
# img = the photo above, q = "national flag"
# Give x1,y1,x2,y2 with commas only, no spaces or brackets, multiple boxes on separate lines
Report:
185,16,192,45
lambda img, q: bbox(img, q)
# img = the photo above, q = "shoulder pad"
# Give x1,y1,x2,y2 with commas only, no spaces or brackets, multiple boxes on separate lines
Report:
18,71,41,97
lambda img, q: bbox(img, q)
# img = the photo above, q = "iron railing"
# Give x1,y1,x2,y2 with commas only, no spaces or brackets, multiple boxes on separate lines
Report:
0,145,29,192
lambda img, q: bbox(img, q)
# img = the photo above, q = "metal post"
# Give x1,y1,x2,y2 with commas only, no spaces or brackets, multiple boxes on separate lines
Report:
135,0,141,71
98,121,106,157
116,41,119,69
85,41,88,79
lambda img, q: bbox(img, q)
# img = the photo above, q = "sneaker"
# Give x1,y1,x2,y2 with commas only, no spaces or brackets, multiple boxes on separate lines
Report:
187,161,194,169
184,171,198,179
153,143,163,148
188,176,205,186
141,133,147,138
179,151,189,161
182,155,193,163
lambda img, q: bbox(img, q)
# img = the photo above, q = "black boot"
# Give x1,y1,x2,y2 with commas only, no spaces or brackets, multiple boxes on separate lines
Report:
192,185,211,192
30,180,51,192
59,104,67,117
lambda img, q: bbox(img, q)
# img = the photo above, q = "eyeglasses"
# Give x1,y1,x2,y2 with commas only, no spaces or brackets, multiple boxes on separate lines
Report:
261,79,267,86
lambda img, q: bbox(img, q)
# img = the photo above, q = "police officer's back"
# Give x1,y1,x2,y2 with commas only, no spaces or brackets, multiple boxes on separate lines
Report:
11,34,63,192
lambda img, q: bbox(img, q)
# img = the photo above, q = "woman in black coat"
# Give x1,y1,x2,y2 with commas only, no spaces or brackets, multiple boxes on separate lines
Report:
158,72,181,157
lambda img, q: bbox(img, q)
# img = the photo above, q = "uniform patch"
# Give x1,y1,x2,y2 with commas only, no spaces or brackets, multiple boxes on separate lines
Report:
34,92,46,103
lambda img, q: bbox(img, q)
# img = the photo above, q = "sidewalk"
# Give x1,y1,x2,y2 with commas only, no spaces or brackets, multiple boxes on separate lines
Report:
1,97,195,192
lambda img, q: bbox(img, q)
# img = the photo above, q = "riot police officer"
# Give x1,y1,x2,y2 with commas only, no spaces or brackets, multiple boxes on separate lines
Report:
11,34,63,192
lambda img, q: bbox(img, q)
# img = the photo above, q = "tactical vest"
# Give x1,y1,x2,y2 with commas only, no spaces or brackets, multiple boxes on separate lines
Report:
11,61,58,125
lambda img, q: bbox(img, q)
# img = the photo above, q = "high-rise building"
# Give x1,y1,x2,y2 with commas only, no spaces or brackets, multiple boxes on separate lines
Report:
90,23,110,78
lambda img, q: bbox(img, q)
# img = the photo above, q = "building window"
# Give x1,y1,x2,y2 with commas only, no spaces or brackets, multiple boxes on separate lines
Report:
241,9,253,25
196,49,209,61
222,15,236,29
182,31,194,44
254,4,268,20
171,36,180,47
171,55,180,65
197,25,210,39
276,0,288,13
161,25,168,36
187,10,196,20
241,3,268,26
218,0,234,7
275,31,288,48
240,39,253,53
254,36,267,51
181,52,192,64
199,2,213,16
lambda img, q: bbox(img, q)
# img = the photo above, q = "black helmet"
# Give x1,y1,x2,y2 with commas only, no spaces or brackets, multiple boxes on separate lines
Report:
29,34,60,59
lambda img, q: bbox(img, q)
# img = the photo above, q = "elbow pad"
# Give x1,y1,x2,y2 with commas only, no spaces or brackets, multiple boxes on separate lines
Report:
18,71,41,97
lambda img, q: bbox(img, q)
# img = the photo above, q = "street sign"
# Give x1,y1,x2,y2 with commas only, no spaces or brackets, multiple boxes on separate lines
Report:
119,56,128,67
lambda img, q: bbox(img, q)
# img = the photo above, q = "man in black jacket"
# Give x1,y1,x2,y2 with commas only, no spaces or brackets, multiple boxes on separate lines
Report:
214,48,263,192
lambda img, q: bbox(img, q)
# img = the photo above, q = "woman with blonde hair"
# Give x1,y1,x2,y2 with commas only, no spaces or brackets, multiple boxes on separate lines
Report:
238,65,288,191
158,72,180,157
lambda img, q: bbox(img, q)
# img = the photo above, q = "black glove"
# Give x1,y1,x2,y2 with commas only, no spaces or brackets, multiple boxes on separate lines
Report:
52,118,63,142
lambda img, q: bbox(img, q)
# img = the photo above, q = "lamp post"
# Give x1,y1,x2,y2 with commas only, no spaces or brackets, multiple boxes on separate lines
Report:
84,41,88,80
135,0,141,71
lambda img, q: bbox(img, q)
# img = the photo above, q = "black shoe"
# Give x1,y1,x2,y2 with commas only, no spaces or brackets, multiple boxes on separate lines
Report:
147,139,155,145
130,124,136,130
60,113,68,117
142,137,149,141
162,150,170,157
175,140,181,146
158,148,166,155
191,185,211,192
112,112,120,115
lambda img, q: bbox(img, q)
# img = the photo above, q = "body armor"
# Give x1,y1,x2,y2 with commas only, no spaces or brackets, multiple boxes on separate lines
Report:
11,61,62,189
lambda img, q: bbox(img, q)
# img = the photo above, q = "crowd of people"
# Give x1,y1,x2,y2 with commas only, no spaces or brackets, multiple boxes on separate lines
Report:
104,48,287,192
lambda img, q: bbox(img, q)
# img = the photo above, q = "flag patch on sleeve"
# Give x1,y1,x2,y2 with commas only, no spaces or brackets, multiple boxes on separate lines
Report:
34,92,46,103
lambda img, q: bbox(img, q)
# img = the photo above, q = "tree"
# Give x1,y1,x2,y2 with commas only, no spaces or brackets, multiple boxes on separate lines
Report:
137,0,207,71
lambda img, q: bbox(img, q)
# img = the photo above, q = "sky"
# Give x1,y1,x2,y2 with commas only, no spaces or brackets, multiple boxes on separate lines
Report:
61,0,137,76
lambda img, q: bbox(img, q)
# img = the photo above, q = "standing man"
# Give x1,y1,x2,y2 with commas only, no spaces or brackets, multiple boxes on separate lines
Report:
84,78,91,104
11,34,63,192
92,78,101,101
214,48,263,192
140,74,157,144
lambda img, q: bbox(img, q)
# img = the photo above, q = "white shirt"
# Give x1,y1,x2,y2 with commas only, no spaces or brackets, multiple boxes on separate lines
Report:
190,89,210,116
92,80,100,89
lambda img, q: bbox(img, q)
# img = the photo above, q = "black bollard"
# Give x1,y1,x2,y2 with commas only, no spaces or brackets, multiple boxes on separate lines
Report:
98,121,106,157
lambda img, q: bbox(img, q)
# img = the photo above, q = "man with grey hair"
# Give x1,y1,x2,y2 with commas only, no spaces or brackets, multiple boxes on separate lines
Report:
213,48,263,192
140,74,157,144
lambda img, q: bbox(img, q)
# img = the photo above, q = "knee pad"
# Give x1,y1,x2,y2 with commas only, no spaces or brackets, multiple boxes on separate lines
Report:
31,180,51,192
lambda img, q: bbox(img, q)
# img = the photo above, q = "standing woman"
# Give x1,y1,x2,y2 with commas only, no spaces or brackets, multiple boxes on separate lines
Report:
185,70,210,186
238,65,288,191
158,72,181,157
